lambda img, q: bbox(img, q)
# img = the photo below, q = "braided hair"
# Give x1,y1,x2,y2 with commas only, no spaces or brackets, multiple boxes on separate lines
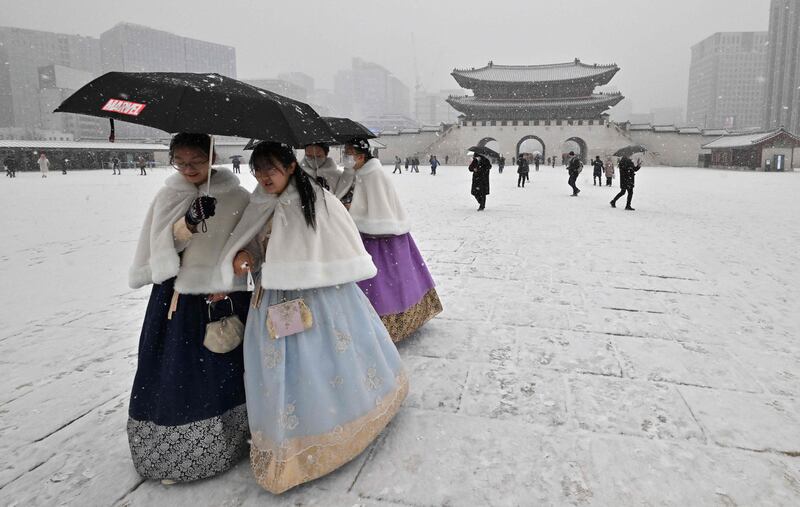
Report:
249,142,317,229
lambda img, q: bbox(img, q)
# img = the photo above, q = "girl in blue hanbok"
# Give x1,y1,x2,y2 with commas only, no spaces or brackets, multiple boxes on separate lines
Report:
220,142,408,494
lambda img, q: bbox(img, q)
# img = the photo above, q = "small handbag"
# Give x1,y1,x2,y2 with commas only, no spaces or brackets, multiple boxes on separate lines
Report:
266,298,313,339
203,298,244,353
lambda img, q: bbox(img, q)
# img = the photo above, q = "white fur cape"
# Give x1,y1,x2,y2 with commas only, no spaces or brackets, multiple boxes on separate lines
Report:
128,169,251,294
340,158,410,236
220,182,376,291
299,156,343,192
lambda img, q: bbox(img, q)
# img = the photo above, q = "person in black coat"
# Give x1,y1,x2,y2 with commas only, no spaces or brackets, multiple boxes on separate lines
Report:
566,151,583,196
469,155,491,211
592,156,604,186
517,156,530,187
610,156,641,210
498,156,505,174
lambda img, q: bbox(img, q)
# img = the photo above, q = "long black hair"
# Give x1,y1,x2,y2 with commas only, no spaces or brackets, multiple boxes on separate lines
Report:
249,142,317,229
348,138,373,161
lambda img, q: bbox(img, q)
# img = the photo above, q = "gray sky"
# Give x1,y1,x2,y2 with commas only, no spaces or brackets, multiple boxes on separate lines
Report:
0,0,771,113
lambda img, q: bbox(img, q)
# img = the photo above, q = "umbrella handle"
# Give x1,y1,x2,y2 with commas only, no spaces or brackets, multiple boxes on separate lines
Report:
206,135,215,197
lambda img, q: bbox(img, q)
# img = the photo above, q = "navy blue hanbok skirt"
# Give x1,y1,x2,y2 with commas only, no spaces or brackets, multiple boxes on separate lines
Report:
127,277,250,482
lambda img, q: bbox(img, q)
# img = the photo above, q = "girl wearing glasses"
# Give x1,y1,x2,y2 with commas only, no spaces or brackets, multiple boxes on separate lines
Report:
127,132,252,483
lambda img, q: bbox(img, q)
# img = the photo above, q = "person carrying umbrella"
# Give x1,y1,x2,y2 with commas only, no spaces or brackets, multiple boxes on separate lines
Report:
127,133,252,483
220,141,408,494
231,156,241,174
469,153,492,209
610,155,641,210
335,137,442,342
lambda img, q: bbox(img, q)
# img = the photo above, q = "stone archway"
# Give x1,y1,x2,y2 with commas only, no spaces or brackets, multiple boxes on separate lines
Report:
562,137,588,164
516,135,546,162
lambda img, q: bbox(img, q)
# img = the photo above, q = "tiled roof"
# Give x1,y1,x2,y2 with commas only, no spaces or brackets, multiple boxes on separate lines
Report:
702,128,800,149
0,140,169,150
452,60,619,83
446,94,623,109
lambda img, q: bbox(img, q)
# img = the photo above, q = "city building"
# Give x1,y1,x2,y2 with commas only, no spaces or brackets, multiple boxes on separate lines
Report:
333,58,411,121
414,89,462,126
702,127,800,170
244,79,308,102
278,72,314,96
764,0,800,134
0,26,99,132
686,31,769,130
446,59,623,121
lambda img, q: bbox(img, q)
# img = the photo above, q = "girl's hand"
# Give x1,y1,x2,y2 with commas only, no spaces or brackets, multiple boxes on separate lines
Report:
233,250,253,277
207,292,227,303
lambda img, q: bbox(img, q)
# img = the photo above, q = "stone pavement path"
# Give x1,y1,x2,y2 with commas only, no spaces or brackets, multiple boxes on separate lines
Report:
0,166,798,506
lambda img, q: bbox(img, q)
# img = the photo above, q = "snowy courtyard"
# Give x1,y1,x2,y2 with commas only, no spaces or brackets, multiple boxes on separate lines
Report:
1,164,799,506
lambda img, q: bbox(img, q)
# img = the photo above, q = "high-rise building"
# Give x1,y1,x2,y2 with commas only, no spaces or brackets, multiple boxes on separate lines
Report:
415,89,462,125
278,72,314,96
0,26,100,132
333,58,410,121
686,31,769,130
99,23,236,76
0,23,238,140
764,0,800,133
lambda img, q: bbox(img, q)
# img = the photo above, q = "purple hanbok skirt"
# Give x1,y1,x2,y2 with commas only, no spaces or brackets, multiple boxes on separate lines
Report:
358,232,442,342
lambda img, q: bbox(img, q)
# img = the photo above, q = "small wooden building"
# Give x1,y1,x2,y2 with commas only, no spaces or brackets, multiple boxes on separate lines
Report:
701,128,800,171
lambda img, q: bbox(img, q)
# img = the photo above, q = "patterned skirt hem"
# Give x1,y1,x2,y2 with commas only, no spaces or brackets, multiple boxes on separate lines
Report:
127,404,249,482
250,370,409,494
380,288,443,343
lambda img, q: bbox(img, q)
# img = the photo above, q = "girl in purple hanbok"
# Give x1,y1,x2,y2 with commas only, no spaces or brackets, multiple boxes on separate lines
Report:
336,138,442,343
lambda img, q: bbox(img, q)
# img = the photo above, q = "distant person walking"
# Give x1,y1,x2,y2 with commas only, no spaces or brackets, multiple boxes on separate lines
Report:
405,157,409,171
517,156,530,187
4,157,15,178
412,156,420,173
138,156,147,175
610,156,641,210
62,158,69,175
38,153,50,178
232,157,241,174
112,156,121,175
430,155,440,175
394,156,402,174
604,158,615,186
566,151,582,196
498,156,505,174
551,156,556,168
469,155,491,211
445,155,449,164
592,156,604,186
534,155,540,171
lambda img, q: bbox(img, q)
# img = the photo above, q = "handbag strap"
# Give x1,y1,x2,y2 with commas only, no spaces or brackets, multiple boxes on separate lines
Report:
207,296,234,321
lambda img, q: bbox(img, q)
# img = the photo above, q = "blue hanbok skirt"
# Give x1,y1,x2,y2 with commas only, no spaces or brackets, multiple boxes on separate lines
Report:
127,277,250,482
244,282,408,494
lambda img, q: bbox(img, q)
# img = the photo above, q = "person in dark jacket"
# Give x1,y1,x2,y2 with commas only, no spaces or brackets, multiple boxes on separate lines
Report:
405,157,409,171
517,156,530,187
534,155,540,171
566,151,582,196
610,156,641,210
430,155,440,175
498,156,505,174
592,156,604,186
469,155,491,211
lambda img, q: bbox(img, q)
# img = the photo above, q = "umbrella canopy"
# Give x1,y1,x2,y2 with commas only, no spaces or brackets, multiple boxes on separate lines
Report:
243,116,373,150
322,117,376,143
467,145,500,159
613,145,647,157
54,72,335,147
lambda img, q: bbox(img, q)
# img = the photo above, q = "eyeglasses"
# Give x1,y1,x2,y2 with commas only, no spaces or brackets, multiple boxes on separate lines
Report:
172,160,209,172
252,165,283,177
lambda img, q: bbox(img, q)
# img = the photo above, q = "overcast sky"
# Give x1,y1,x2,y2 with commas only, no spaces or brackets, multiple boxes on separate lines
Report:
1,0,771,113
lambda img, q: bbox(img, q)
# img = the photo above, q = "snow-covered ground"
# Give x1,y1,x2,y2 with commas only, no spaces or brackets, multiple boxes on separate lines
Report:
1,164,799,506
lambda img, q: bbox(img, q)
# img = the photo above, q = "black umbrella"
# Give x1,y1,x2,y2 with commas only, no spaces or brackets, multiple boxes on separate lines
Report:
467,145,500,159
55,72,335,147
243,116,374,150
613,145,647,157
